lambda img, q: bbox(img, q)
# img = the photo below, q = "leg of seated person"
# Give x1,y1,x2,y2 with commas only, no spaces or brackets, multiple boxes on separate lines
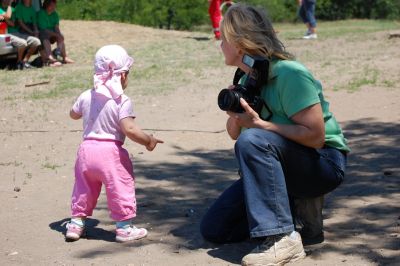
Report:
39,45,61,67
42,38,56,62
24,36,41,62
55,33,74,64
61,44,74,64
9,35,28,63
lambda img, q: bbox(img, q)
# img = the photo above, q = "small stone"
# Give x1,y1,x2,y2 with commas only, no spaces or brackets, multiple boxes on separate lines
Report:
14,186,21,192
383,170,392,176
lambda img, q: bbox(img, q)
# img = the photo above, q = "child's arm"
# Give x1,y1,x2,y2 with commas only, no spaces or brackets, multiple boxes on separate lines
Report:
70,109,82,120
120,117,163,151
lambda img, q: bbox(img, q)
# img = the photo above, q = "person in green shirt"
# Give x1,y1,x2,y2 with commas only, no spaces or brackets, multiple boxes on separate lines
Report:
37,0,73,64
12,0,41,69
1,0,37,70
200,4,349,266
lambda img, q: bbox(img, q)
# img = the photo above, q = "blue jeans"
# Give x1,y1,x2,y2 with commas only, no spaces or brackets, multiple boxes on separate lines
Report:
299,0,317,28
200,129,346,243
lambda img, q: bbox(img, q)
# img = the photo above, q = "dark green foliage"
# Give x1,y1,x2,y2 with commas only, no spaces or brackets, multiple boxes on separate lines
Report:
56,0,209,30
314,0,400,20
56,0,400,30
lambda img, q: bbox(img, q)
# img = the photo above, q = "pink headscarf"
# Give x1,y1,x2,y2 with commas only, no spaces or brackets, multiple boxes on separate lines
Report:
93,45,134,99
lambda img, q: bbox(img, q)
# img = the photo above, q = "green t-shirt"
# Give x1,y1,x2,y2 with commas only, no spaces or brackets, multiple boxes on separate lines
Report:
0,6,18,33
243,59,350,152
37,9,59,31
14,3,37,25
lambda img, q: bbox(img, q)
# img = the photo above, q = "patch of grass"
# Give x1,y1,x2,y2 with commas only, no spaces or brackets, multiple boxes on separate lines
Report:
4,95,17,101
0,161,22,167
42,162,61,170
2,19,397,100
382,80,396,88
346,67,379,92
277,19,400,40
25,69,92,99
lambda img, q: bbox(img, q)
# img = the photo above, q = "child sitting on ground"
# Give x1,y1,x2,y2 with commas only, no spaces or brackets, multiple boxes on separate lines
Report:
66,44,163,242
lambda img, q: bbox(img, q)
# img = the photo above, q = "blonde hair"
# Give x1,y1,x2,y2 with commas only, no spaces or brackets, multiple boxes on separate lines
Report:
221,3,294,60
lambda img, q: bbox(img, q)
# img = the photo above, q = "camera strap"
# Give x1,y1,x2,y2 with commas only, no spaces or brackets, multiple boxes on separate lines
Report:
233,68,245,85
261,101,273,121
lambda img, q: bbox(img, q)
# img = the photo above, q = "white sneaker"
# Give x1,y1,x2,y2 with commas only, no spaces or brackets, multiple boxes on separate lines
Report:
115,226,148,242
303,33,317,39
241,231,306,266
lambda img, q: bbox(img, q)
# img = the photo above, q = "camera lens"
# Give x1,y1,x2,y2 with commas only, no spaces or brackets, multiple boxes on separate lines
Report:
218,88,241,112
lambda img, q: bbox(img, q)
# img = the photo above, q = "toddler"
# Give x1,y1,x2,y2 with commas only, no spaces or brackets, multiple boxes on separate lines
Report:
66,45,163,242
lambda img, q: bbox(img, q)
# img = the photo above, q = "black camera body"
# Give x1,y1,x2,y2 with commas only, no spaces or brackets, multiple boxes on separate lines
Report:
217,54,269,114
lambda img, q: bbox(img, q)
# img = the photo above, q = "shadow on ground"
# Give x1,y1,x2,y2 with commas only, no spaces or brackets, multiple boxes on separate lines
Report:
60,118,400,264
49,218,115,242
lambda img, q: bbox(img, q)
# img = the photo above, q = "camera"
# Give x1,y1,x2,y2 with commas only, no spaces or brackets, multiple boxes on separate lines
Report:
217,54,269,114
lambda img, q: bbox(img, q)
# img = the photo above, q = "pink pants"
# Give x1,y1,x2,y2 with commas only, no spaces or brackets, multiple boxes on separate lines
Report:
71,139,136,221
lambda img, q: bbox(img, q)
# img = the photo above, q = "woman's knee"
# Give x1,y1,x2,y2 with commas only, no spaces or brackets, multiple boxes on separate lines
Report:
235,129,278,154
236,128,261,148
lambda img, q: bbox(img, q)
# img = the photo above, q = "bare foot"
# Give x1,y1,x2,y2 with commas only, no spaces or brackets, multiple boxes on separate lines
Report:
48,55,58,63
48,61,62,67
63,57,74,64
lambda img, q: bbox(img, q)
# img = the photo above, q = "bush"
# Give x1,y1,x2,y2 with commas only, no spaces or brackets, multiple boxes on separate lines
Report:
317,0,400,20
56,0,400,30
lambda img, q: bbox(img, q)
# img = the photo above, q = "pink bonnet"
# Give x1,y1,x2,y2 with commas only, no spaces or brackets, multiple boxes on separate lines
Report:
93,45,134,99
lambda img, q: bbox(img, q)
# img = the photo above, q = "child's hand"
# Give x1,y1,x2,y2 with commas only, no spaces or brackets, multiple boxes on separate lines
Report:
146,134,164,151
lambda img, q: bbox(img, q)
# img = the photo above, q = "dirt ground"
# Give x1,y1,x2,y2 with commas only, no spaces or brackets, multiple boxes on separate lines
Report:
0,20,399,265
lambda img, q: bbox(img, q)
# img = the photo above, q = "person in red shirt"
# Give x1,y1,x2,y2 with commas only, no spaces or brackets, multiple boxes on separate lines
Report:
208,0,233,40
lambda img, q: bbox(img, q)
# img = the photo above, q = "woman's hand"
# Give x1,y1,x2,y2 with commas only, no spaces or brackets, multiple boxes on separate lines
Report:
227,98,265,129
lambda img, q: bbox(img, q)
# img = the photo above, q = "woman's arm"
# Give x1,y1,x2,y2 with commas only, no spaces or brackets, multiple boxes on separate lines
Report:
226,116,241,140
228,98,325,148
120,117,163,151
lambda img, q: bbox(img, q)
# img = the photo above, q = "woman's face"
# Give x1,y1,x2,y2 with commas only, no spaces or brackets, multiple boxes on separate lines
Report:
220,36,241,67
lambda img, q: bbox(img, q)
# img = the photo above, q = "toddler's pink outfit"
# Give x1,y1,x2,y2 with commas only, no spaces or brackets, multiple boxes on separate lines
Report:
70,45,137,222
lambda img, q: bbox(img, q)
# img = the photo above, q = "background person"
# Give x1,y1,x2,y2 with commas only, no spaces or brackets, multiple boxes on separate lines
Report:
37,0,74,64
208,0,233,40
0,0,30,70
13,0,40,68
66,45,163,242
200,3,348,266
298,0,317,39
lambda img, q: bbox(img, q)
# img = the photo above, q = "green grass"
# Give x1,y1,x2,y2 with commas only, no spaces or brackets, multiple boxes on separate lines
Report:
347,67,379,92
276,19,400,40
42,162,62,170
0,161,22,167
26,69,92,99
1,19,398,100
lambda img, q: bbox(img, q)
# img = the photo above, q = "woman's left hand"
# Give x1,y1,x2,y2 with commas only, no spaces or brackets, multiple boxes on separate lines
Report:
227,98,264,129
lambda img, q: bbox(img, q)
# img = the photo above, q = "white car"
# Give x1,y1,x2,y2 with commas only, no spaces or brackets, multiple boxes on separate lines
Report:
0,33,17,60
